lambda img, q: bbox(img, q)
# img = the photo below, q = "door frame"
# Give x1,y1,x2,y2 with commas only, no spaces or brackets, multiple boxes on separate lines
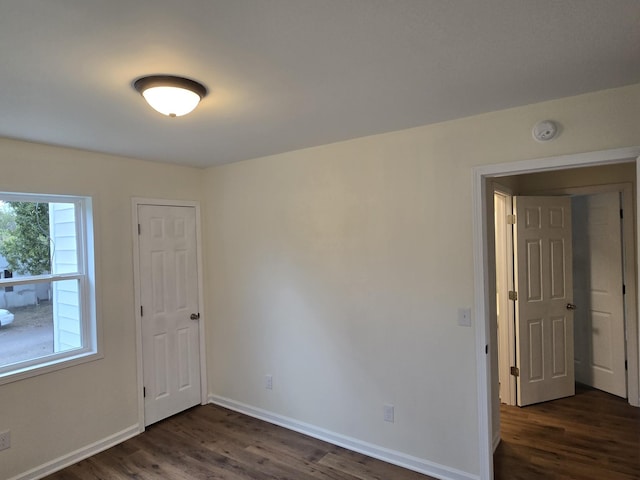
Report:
131,197,208,431
493,186,516,407
472,146,640,480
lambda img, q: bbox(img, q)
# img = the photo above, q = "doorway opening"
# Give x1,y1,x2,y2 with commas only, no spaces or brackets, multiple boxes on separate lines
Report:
493,176,636,408
472,147,640,480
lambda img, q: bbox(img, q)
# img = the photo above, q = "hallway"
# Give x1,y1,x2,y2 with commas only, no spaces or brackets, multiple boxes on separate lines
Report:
494,385,640,479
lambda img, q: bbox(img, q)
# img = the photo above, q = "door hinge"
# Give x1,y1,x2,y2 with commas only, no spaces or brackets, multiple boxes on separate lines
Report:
485,344,489,355
510,366,520,377
508,290,518,301
140,305,143,317
506,214,516,225
625,360,628,371
620,209,624,219
138,223,141,235
143,387,146,398
623,284,626,295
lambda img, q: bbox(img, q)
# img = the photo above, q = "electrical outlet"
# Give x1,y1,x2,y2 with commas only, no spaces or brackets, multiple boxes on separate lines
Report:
265,374,273,390
383,404,394,423
0,430,10,451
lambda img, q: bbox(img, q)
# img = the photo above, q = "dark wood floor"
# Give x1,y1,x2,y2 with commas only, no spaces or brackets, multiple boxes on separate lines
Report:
42,385,640,480
494,384,640,480
45,404,436,480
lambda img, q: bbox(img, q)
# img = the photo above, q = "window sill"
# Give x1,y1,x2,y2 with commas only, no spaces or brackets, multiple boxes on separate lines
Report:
0,349,103,386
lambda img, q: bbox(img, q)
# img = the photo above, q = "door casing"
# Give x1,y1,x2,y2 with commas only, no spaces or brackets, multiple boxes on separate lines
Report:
472,147,640,480
132,198,207,431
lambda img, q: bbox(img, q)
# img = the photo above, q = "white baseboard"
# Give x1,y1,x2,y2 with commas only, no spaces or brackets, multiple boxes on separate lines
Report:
493,431,501,453
9,424,140,480
209,394,479,480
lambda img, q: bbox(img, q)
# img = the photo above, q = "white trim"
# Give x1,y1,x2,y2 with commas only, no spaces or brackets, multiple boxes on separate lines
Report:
473,147,640,480
472,166,493,480
131,200,145,432
8,424,139,480
0,192,90,204
492,432,501,453
209,395,479,480
131,197,208,432
0,273,83,287
477,147,640,177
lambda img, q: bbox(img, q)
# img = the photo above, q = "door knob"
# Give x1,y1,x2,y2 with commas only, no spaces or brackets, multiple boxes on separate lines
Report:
190,313,200,320
566,303,577,310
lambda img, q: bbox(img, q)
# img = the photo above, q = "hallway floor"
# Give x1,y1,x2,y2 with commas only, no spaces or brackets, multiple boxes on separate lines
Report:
494,384,640,479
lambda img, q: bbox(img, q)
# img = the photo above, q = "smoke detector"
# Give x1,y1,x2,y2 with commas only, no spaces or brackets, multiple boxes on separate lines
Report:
532,120,559,142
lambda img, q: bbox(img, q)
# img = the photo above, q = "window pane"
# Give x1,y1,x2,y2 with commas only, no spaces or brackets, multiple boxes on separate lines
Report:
0,286,53,367
0,200,79,279
0,279,81,368
0,201,52,276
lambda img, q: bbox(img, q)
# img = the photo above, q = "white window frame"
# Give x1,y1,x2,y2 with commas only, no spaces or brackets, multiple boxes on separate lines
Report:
0,192,99,385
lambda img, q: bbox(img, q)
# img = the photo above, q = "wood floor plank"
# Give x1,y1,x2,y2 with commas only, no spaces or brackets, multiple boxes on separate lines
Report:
494,384,640,480
244,444,362,480
45,386,638,480
44,405,434,480
317,452,398,480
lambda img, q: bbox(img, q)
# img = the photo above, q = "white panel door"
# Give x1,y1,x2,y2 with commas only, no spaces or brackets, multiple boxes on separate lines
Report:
495,192,516,405
139,205,201,426
572,192,626,397
514,196,574,406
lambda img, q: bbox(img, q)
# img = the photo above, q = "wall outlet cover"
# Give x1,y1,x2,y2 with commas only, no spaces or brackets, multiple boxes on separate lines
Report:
0,430,10,451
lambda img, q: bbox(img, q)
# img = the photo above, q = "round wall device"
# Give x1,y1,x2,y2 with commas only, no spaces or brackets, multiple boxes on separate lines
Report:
532,120,559,142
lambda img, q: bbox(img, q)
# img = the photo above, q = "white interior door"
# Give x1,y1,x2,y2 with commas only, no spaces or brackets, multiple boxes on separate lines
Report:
494,191,516,405
138,205,202,426
572,192,627,398
514,196,575,406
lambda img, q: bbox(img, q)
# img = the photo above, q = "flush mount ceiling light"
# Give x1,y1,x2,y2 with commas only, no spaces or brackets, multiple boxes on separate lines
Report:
133,75,207,117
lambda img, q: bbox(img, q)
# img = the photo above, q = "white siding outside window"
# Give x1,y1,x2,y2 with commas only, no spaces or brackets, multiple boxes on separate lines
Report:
50,203,81,352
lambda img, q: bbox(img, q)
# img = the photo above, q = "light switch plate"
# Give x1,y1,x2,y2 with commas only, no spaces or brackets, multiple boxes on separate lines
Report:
383,404,394,423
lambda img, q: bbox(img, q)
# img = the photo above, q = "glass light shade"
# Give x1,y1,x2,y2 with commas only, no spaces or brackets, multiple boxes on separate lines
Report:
134,76,207,117
141,86,202,117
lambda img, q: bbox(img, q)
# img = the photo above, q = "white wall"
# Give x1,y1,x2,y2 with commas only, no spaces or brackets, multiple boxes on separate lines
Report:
0,139,203,479
203,83,640,478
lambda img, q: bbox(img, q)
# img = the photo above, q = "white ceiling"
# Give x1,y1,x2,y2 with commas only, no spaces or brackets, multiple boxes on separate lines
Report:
1,1,639,168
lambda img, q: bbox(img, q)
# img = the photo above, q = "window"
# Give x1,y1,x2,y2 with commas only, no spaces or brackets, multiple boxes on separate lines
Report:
0,193,97,384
